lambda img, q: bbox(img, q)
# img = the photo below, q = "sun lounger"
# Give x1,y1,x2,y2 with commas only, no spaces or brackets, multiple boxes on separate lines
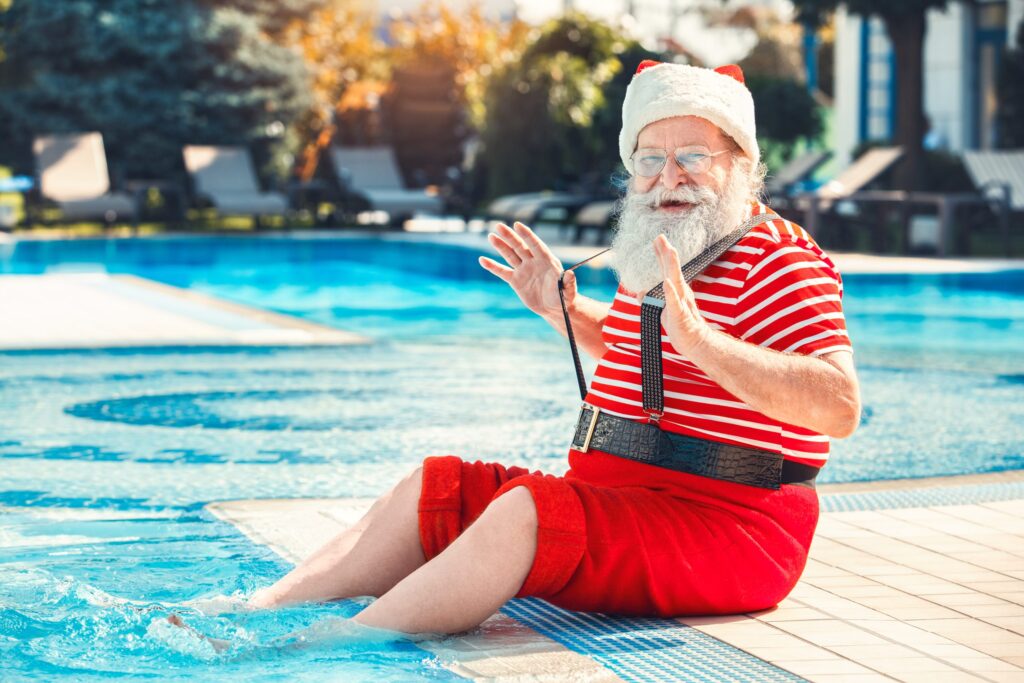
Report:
486,191,611,245
486,193,546,222
571,199,619,244
183,145,289,222
796,147,1016,255
329,147,443,223
510,193,598,226
963,150,1022,253
765,149,831,200
32,132,138,225
963,150,1024,211
794,147,903,239
812,147,903,202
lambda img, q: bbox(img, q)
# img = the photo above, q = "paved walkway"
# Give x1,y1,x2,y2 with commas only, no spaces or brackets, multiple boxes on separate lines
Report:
441,223,1024,275
209,471,1024,682
0,273,368,351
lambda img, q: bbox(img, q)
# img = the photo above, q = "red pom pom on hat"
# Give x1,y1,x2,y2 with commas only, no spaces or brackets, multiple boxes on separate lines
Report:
713,64,745,84
634,59,660,75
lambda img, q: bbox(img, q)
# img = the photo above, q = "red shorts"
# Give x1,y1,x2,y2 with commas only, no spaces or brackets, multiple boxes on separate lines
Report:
418,453,819,617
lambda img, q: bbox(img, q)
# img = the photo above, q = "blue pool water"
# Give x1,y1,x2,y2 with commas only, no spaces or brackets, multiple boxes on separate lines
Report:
2,234,1023,680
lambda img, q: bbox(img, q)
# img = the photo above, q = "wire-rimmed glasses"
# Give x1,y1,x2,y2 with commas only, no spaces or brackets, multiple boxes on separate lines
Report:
630,146,729,177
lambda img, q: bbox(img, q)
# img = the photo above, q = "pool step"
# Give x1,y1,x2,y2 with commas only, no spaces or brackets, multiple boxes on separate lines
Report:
0,273,369,351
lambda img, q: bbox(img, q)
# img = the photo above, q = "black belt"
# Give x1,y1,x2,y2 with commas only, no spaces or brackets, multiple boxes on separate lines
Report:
571,405,818,490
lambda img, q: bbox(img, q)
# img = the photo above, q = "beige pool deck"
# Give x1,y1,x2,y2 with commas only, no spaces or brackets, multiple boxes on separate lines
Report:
3,235,1023,680
209,472,1024,683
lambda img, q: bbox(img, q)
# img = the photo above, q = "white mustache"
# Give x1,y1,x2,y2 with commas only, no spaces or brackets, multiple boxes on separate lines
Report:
634,184,718,209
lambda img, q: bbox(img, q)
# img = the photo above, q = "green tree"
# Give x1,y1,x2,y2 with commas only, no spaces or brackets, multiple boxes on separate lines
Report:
586,42,666,188
479,13,659,198
794,0,965,191
0,2,9,91
746,76,825,171
0,0,320,181
997,20,1024,148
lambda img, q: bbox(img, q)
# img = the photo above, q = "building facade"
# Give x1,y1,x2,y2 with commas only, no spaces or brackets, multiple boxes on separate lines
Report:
832,0,1021,166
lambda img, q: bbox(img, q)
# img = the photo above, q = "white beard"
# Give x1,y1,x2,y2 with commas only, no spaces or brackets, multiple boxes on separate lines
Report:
609,161,755,295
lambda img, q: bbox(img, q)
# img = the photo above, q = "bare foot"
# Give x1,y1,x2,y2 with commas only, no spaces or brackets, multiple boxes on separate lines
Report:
184,593,257,616
166,614,231,653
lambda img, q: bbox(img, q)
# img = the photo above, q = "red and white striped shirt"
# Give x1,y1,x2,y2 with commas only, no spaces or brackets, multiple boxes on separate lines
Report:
581,201,853,469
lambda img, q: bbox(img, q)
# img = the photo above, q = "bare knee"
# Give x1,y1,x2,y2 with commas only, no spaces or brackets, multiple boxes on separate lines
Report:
397,465,423,498
472,486,538,543
366,465,422,518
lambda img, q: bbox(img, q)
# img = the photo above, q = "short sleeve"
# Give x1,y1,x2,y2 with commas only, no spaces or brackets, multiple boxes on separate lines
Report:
732,241,853,357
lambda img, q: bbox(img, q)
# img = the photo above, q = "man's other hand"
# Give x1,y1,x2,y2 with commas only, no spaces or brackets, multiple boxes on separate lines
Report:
653,234,712,354
479,222,571,319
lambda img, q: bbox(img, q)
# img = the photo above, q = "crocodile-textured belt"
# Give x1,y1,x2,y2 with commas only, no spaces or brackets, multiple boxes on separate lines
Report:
571,405,818,490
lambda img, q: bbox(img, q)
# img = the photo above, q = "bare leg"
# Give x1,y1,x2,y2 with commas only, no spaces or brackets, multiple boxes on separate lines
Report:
354,486,538,634
249,467,427,608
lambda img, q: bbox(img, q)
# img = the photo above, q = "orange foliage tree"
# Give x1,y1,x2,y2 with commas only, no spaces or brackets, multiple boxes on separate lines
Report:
382,2,528,187
282,0,389,181
387,1,528,130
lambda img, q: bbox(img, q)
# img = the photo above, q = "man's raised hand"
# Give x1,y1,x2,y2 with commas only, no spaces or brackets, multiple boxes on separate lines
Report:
654,234,711,354
479,222,572,318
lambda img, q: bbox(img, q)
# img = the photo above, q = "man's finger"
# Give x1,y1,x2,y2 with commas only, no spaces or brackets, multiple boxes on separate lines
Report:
478,256,514,283
662,277,685,319
656,236,687,294
659,236,682,274
561,269,577,299
513,222,554,259
497,223,534,260
488,233,522,266
654,237,679,284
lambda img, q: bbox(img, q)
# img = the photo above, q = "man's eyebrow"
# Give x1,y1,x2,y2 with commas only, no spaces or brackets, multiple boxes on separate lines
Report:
637,140,712,147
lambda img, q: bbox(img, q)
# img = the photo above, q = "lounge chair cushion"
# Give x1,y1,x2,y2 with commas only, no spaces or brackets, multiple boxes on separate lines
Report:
487,193,545,219
511,193,581,223
184,146,263,196
356,189,443,216
203,191,288,216
575,200,617,226
57,193,137,221
330,148,406,190
816,147,902,200
330,147,443,217
963,150,1024,211
34,133,112,202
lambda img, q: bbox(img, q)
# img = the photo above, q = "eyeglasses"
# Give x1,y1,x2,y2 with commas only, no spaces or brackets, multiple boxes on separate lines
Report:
630,146,729,178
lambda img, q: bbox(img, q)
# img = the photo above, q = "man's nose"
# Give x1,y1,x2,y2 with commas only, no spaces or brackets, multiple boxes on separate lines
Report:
660,156,692,189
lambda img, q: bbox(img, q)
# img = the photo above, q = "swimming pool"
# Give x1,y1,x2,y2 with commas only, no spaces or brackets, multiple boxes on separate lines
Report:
2,234,1023,680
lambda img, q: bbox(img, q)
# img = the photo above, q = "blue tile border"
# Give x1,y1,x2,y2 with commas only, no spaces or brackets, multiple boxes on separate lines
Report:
501,598,803,683
820,481,1024,512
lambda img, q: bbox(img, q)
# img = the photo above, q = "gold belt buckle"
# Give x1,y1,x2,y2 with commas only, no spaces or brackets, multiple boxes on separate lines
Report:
579,405,601,453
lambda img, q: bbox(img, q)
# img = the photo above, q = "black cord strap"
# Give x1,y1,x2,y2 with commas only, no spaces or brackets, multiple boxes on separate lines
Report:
559,248,610,400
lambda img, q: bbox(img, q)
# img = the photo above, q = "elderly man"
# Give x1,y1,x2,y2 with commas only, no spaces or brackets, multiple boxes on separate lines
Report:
245,62,860,635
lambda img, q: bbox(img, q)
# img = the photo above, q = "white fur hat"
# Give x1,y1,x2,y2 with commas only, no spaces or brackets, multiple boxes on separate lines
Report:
618,61,759,173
